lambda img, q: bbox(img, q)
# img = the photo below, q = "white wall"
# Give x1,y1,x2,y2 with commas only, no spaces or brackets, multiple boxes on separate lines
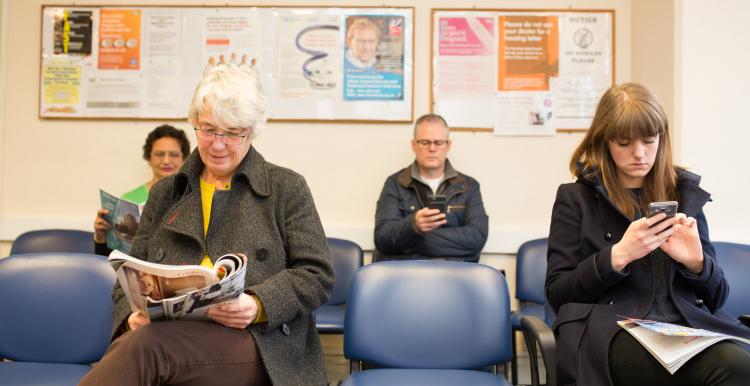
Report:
631,0,674,135
0,0,7,257
677,0,750,243
0,0,632,255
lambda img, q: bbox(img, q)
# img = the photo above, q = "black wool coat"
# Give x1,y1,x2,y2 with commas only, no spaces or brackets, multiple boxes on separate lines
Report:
546,168,750,386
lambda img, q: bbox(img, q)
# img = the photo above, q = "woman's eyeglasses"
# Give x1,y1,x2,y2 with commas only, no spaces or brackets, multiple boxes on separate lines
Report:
194,127,248,145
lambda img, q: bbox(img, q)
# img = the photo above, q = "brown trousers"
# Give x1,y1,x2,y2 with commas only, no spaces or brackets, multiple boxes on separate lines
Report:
79,320,271,386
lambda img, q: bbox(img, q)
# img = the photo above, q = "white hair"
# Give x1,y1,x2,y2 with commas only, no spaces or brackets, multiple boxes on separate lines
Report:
188,61,267,138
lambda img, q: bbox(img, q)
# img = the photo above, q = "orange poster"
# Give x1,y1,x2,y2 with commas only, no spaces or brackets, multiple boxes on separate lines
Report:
98,9,141,70
498,15,559,91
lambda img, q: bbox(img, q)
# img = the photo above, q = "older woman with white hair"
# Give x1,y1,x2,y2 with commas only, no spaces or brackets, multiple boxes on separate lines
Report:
80,62,334,386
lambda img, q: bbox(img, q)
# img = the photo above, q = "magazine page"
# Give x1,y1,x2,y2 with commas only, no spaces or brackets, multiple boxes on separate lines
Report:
109,250,218,317
109,250,247,321
618,318,750,374
100,189,141,253
179,262,247,319
628,318,728,338
145,296,168,321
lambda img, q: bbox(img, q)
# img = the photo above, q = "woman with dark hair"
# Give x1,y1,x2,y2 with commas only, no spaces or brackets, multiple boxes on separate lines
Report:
546,83,750,386
93,125,190,253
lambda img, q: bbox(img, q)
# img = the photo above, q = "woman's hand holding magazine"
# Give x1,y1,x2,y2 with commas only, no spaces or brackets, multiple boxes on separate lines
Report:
109,250,248,322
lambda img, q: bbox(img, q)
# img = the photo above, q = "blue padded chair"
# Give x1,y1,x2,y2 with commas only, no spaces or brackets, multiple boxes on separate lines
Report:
0,253,116,385
510,238,548,384
10,229,95,255
714,241,750,321
315,238,363,333
342,260,513,386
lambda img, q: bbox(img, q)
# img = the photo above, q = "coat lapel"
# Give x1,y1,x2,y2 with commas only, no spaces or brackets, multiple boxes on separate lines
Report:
161,189,206,252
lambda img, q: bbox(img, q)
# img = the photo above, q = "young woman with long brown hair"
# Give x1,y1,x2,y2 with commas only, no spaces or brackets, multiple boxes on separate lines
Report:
546,83,750,386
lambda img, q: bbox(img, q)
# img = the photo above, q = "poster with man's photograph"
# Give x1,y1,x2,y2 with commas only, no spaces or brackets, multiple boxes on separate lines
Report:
343,15,405,101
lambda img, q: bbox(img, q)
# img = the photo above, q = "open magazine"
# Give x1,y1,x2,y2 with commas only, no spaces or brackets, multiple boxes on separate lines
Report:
100,190,141,253
618,317,750,374
109,250,247,321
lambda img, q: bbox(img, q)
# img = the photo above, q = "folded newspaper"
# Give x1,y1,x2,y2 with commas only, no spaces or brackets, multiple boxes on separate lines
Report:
618,317,750,374
109,250,247,322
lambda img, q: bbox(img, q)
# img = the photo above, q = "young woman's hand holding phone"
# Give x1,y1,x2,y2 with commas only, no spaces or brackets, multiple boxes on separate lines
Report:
611,201,703,273
611,212,679,271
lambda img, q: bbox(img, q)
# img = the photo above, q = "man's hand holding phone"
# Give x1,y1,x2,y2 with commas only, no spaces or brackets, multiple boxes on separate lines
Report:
414,195,447,233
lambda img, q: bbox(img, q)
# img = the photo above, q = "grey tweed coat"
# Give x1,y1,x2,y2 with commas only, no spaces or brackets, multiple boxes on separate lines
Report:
111,147,335,386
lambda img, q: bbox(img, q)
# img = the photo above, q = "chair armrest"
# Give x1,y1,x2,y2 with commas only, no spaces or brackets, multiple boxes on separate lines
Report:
521,315,557,386
740,315,750,327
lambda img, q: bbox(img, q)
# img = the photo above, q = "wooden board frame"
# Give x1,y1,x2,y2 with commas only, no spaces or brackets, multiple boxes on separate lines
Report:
39,4,415,123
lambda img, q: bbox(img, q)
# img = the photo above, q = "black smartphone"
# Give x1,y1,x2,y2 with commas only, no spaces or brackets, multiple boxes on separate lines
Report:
648,201,678,232
427,195,447,213
648,201,678,219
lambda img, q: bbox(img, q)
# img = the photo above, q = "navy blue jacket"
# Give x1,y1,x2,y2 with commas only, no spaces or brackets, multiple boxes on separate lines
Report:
374,161,488,262
546,168,750,386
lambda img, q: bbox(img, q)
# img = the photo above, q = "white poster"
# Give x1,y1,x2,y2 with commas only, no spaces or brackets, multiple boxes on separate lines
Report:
143,9,183,116
494,91,555,136
274,9,341,118
202,10,264,66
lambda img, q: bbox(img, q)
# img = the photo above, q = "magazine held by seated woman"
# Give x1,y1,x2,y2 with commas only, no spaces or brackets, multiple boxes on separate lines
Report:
108,250,247,321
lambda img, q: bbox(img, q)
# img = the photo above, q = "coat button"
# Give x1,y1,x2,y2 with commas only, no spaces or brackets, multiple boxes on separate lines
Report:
155,248,165,261
410,206,415,210
256,248,269,262
281,323,291,336
604,232,612,241
695,298,704,306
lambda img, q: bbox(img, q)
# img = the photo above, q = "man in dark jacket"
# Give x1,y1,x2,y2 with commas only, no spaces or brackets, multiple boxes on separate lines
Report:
373,114,488,262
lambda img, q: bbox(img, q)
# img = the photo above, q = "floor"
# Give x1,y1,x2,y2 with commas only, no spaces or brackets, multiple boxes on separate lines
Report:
321,334,546,385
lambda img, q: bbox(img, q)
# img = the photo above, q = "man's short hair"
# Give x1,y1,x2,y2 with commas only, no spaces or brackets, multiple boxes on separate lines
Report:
413,114,449,139
347,18,381,41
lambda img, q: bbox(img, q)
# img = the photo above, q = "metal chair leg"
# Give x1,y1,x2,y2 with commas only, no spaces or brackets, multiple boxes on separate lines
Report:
511,329,518,385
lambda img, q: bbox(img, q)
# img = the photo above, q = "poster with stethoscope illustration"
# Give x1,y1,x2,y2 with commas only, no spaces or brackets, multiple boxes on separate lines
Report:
39,6,413,122
271,8,412,120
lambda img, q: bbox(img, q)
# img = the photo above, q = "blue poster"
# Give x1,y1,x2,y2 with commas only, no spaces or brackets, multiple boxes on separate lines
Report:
343,15,404,101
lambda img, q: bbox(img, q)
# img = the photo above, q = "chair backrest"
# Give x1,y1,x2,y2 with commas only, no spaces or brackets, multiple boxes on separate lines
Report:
10,229,95,255
516,238,548,304
326,238,364,306
0,252,115,364
714,241,750,318
344,260,512,369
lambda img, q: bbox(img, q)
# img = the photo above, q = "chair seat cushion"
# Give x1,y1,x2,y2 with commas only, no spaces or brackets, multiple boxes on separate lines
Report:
511,303,545,329
0,362,92,385
315,304,346,333
341,368,511,386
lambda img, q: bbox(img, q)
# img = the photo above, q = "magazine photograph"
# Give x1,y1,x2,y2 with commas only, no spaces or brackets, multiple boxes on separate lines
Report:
109,250,247,321
100,189,141,253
